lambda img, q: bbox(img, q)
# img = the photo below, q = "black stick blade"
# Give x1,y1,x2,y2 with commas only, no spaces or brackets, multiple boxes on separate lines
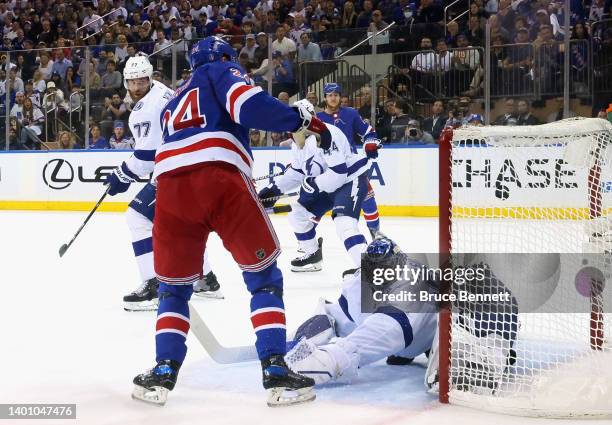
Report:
59,244,69,258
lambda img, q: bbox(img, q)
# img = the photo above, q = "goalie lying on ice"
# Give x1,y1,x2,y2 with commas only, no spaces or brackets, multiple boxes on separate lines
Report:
285,238,519,391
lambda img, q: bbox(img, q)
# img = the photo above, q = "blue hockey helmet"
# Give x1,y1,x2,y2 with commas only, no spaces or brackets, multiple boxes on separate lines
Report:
323,82,342,96
467,113,484,124
189,36,238,70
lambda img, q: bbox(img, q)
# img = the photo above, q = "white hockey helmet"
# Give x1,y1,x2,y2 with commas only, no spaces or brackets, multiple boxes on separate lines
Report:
293,98,315,116
123,54,153,89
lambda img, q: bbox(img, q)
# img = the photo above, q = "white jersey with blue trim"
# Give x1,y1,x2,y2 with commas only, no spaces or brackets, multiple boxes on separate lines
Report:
124,80,175,177
277,123,369,194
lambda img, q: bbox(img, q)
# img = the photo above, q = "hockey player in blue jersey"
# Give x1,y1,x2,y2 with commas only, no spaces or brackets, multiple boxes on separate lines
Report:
131,36,331,407
258,99,369,272
317,83,384,238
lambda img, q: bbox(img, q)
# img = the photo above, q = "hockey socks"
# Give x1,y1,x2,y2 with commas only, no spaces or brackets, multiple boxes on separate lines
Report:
155,283,193,364
362,184,380,233
335,216,367,267
244,263,287,360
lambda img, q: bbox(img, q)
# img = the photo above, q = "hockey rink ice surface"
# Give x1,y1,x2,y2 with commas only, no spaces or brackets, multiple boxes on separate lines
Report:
0,211,599,425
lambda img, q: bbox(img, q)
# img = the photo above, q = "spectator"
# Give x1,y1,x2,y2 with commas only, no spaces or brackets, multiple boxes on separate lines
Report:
102,92,128,121
466,113,484,126
115,34,130,62
249,128,264,146
368,10,388,32
51,49,73,82
340,95,350,107
240,34,259,61
109,121,134,149
89,123,110,149
177,69,191,87
58,131,82,149
289,14,308,45
493,98,518,125
389,98,413,142
411,37,435,72
496,0,516,33
99,60,122,98
17,97,44,150
402,118,435,144
238,52,253,71
9,90,25,121
435,38,453,72
297,31,322,62
271,51,295,96
530,9,550,41
423,99,446,141
516,99,540,125
277,91,290,105
467,15,484,46
411,37,436,98
9,68,24,95
24,80,40,108
254,32,269,66
356,0,374,28
414,0,443,24
341,1,358,28
546,96,577,122
154,30,172,56
306,91,321,111
376,98,396,141
271,26,297,58
446,20,460,47
82,5,103,35
357,87,373,119
37,51,54,80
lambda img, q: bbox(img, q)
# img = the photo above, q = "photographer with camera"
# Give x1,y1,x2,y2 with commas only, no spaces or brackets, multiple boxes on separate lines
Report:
402,119,435,145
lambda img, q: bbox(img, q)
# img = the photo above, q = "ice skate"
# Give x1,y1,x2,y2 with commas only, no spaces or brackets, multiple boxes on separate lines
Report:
193,271,224,299
123,278,159,311
291,238,323,272
132,360,181,406
262,354,316,407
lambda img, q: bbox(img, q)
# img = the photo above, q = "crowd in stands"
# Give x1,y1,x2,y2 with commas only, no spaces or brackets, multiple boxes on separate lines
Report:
0,0,609,149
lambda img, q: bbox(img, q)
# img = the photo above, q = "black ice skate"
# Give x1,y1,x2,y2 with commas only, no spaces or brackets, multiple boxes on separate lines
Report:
132,360,181,406
193,271,224,299
291,238,323,272
123,278,159,312
262,354,316,407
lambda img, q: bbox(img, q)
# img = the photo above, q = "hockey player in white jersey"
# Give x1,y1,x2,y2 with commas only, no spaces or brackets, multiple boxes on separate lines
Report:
104,55,222,311
284,237,438,384
286,237,519,391
258,99,369,272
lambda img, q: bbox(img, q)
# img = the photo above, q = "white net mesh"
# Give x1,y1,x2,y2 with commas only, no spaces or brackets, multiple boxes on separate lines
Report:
446,118,612,417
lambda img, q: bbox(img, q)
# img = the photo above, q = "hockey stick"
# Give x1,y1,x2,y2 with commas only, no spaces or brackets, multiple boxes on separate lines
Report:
265,204,292,214
253,170,286,182
260,191,298,203
188,303,258,363
58,186,110,258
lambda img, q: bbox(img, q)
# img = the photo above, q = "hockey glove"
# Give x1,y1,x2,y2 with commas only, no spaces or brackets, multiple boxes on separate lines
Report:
298,177,320,206
258,184,282,209
105,162,136,196
293,104,332,151
363,138,382,159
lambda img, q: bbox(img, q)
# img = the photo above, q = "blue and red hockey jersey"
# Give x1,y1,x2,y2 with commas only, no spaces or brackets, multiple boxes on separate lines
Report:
316,107,378,149
154,61,302,179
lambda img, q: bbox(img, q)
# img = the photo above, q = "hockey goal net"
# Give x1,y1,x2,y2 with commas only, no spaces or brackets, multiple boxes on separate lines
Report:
438,117,612,417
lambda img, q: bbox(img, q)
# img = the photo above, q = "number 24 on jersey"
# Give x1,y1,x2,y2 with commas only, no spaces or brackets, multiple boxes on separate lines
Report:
162,88,207,136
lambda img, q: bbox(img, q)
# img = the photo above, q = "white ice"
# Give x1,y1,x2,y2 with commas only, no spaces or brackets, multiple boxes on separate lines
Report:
0,211,593,425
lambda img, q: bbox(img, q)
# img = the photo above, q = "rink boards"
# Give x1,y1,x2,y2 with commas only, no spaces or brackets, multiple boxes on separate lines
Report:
0,145,607,217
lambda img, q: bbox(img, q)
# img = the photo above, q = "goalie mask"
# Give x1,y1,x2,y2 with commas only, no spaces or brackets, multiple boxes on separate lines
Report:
362,237,406,288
